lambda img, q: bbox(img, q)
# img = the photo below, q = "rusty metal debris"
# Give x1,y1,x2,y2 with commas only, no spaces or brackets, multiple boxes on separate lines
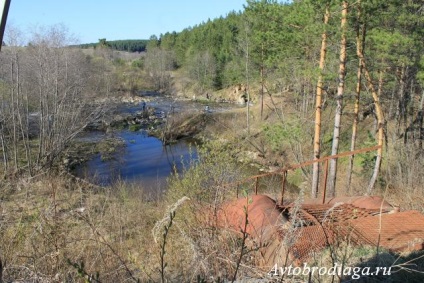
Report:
215,146,424,269
215,194,424,269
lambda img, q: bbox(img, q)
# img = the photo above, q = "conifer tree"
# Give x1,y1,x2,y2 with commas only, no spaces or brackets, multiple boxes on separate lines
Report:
327,0,348,197
312,2,330,198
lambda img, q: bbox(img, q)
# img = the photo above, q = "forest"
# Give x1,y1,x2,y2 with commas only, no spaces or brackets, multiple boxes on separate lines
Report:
0,0,423,282
79,39,148,52
146,0,423,196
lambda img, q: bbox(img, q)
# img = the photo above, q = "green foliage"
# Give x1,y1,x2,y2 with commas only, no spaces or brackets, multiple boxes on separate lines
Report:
128,124,142,132
418,55,424,85
187,50,217,91
108,39,147,52
166,140,247,203
359,132,377,179
160,31,178,51
98,38,109,48
73,0,423,101
146,35,159,51
262,121,303,152
168,12,241,89
368,28,415,66
244,0,288,67
221,59,244,87
79,39,148,52
131,58,144,69
113,58,126,66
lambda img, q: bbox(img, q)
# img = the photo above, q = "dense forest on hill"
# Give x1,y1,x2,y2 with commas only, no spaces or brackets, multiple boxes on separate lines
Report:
154,0,423,92
142,0,423,195
79,38,148,52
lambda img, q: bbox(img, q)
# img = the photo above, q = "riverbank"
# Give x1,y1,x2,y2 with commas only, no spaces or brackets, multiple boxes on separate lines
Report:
66,92,235,189
63,90,321,194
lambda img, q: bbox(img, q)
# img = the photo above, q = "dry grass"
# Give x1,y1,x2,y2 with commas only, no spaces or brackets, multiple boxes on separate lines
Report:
0,156,262,282
1,152,423,282
1,84,424,281
0,175,162,282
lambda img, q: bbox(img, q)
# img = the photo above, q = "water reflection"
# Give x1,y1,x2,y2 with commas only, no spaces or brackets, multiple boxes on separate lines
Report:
75,130,197,192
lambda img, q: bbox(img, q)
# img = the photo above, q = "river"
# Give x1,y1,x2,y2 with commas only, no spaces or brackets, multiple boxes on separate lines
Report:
74,130,197,193
73,94,241,192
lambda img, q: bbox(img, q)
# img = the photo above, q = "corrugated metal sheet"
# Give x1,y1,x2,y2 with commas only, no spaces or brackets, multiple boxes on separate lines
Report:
215,195,424,267
278,203,424,263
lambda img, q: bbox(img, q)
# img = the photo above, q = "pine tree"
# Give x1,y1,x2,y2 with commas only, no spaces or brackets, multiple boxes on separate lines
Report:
327,0,348,197
312,2,330,198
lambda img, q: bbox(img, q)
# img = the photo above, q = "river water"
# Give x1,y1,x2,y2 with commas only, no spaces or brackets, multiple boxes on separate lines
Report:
74,130,197,192
74,95,241,192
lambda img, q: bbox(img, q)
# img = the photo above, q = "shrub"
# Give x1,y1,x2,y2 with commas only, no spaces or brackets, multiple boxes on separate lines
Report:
166,140,248,204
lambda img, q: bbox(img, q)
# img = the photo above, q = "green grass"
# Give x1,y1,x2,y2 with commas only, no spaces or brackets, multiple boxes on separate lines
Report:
128,124,142,132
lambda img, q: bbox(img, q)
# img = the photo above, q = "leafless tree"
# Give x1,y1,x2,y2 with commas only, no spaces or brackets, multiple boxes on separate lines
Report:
0,24,102,174
144,47,175,93
188,50,217,93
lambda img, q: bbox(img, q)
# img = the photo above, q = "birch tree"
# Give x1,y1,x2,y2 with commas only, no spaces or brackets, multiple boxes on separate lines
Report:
144,47,175,93
0,24,101,173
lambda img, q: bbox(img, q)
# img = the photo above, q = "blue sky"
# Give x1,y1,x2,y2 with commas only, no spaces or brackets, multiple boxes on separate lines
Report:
7,0,247,44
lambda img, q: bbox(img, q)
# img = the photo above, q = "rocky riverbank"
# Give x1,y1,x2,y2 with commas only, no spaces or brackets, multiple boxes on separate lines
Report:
63,93,209,172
